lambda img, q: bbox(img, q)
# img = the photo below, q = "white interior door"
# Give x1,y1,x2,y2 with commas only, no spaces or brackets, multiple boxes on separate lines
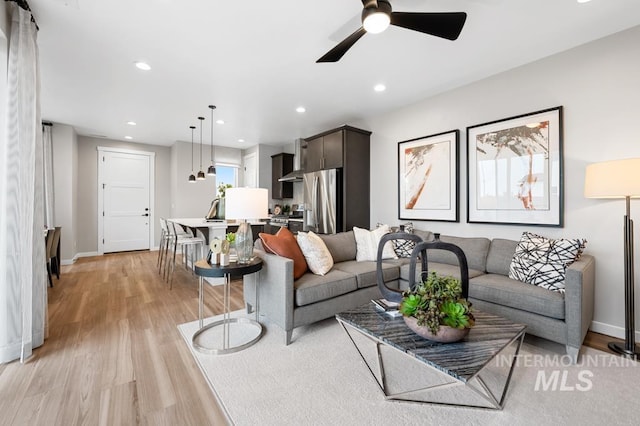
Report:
98,148,154,253
243,153,257,188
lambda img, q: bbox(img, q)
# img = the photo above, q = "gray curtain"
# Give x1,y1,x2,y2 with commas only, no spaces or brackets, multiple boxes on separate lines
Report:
0,1,46,364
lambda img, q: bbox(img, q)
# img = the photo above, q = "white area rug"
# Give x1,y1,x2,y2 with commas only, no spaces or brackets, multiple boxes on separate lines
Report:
178,313,640,425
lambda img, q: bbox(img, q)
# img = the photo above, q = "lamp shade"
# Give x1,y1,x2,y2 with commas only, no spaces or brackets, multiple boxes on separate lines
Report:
225,187,268,220
584,158,640,199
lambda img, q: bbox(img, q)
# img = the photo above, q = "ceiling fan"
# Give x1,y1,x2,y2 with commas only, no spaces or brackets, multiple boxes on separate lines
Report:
317,0,467,63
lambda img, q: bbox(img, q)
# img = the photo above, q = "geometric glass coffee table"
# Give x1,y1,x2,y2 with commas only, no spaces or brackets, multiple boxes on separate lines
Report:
336,302,526,410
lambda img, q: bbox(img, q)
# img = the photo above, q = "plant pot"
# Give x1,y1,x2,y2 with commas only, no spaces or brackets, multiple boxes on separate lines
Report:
403,316,470,343
216,197,225,219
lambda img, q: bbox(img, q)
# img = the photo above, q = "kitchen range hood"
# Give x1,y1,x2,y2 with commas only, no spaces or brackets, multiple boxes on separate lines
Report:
279,139,305,182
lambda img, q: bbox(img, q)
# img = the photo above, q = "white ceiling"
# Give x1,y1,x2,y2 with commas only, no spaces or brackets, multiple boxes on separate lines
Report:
29,0,640,148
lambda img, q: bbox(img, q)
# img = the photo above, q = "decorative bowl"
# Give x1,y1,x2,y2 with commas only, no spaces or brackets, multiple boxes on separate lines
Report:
403,315,470,343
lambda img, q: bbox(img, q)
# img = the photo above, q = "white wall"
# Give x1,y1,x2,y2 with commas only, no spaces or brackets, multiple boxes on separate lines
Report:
170,140,220,218
357,25,640,339
51,124,78,264
76,136,171,253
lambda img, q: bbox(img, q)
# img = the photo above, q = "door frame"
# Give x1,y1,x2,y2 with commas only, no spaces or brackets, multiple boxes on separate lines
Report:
97,146,155,255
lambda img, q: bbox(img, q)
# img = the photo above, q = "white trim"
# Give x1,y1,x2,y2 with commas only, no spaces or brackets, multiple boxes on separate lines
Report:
97,147,156,255
73,251,101,261
216,162,241,168
590,320,640,341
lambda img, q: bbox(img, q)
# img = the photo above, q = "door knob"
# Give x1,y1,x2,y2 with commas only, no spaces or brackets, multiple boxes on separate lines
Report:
142,213,149,216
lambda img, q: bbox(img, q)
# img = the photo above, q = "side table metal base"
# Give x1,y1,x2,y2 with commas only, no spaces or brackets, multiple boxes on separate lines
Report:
193,317,263,355
192,258,263,355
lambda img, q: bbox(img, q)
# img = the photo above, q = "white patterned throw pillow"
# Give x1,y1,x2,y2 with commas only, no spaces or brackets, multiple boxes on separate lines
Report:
353,225,397,262
508,232,587,293
296,231,334,275
393,222,416,258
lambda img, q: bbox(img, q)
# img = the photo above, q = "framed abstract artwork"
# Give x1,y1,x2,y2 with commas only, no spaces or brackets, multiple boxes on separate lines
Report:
466,106,563,227
398,130,459,222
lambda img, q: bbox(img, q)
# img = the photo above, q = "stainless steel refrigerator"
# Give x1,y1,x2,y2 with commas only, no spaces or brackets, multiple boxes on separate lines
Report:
303,169,342,234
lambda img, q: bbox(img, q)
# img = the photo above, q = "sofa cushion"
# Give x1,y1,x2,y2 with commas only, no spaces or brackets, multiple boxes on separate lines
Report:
296,231,334,276
294,269,358,306
259,228,308,279
508,232,587,293
333,260,399,289
413,229,433,243
470,273,565,320
400,262,485,284
319,231,357,263
353,225,396,261
486,239,518,275
424,235,490,272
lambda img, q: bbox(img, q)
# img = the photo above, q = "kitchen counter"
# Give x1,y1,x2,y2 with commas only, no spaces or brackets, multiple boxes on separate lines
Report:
168,218,267,244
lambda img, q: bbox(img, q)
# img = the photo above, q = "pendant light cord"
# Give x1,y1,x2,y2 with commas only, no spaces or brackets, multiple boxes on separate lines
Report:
190,126,195,171
198,116,204,170
209,105,216,163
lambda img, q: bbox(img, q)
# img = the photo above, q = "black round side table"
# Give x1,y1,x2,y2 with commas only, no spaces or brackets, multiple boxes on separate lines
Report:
193,257,263,355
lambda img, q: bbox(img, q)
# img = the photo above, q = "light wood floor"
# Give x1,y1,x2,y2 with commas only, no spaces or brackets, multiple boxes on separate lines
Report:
0,250,624,425
0,251,235,426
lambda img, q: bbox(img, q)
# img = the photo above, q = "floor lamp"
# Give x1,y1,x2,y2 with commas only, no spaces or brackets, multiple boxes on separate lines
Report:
585,158,640,358
225,187,268,264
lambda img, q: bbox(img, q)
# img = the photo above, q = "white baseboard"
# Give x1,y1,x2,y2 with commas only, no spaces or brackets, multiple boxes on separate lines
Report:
73,251,101,262
590,320,640,341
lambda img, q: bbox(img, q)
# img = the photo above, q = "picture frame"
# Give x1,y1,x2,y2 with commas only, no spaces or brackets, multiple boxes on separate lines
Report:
466,106,563,227
398,130,459,222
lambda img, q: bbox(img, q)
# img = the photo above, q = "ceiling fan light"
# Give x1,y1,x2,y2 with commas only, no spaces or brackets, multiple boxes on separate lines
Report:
363,12,390,34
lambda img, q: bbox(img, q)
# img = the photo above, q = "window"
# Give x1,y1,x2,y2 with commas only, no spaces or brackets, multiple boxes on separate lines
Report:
216,164,238,189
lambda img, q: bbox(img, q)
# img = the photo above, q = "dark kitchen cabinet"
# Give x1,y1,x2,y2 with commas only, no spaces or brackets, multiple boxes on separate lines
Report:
227,224,264,242
303,125,371,232
304,129,344,172
271,153,294,199
287,220,303,234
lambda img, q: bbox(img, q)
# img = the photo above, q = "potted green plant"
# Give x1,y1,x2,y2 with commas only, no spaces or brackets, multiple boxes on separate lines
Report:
399,271,474,343
218,183,233,198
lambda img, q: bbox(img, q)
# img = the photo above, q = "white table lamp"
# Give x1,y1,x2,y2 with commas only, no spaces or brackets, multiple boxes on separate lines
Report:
225,187,268,264
584,158,640,358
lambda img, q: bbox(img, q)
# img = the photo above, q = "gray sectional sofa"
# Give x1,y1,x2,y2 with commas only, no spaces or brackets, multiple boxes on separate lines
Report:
243,229,595,362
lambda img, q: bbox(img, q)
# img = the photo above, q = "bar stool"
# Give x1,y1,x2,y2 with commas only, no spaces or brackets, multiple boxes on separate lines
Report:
158,218,171,274
167,222,205,289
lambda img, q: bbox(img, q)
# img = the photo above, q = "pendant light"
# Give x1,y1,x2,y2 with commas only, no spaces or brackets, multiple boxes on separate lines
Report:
197,116,206,180
207,105,217,176
188,126,196,183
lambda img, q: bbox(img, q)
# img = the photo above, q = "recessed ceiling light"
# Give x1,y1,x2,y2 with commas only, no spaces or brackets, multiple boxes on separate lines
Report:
216,119,225,125
577,0,591,3
296,106,306,113
238,139,245,143
124,136,133,140
374,84,386,92
127,121,136,126
134,61,151,71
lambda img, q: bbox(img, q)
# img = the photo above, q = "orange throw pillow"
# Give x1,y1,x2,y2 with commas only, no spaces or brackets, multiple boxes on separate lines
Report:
259,227,308,279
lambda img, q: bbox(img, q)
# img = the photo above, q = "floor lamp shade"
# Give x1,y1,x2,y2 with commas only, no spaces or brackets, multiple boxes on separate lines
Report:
584,158,640,198
225,188,268,264
584,158,640,358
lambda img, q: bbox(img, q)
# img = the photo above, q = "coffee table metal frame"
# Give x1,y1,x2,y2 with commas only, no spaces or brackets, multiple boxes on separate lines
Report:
336,303,526,410
193,258,263,355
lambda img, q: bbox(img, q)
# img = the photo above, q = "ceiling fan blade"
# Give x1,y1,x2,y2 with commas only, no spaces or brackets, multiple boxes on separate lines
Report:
390,12,467,40
317,27,367,63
